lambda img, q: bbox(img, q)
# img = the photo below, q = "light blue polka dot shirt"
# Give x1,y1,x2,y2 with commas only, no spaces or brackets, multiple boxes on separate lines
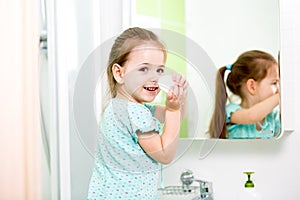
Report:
87,98,162,200
226,103,281,139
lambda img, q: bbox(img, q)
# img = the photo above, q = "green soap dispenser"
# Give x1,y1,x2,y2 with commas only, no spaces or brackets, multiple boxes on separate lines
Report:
238,172,262,200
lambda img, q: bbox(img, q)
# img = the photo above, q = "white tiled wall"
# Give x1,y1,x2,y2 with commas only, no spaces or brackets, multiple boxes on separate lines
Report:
163,1,300,199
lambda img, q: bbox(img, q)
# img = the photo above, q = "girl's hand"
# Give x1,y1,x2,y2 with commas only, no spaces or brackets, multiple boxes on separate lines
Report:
165,72,187,111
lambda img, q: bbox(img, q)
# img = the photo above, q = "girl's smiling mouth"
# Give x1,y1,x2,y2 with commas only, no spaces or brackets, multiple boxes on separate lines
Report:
144,86,159,91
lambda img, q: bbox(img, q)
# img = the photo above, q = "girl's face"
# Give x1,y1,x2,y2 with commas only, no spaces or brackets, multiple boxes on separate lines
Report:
121,44,165,104
255,63,280,102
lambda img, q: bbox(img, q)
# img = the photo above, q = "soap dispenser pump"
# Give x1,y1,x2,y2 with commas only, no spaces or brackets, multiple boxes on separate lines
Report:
238,172,262,200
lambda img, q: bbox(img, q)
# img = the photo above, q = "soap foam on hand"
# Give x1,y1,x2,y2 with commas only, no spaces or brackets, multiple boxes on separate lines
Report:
158,75,177,93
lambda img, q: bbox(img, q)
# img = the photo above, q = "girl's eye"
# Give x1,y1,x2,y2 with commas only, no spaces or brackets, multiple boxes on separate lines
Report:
139,67,148,72
157,68,164,74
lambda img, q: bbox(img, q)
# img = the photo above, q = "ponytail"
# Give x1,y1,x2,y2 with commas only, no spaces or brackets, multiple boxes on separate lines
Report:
208,66,228,138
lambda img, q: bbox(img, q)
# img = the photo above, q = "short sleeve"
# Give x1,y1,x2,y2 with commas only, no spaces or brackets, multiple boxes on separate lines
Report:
128,103,162,143
226,103,242,124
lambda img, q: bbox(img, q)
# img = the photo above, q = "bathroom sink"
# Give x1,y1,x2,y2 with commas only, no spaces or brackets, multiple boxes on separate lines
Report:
158,170,214,200
158,186,200,200
158,193,199,200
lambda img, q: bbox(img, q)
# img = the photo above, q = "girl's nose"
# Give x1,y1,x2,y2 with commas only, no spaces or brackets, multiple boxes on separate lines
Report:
149,76,158,83
149,70,160,82
276,83,280,93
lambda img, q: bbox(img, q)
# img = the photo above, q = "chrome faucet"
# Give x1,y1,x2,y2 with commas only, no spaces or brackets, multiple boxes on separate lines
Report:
193,179,214,200
180,170,214,200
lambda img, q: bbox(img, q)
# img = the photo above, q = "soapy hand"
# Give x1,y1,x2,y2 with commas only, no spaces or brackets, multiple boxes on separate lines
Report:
165,72,187,112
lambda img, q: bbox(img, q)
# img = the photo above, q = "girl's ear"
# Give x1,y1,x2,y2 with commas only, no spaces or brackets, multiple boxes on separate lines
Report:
112,64,124,84
246,78,257,95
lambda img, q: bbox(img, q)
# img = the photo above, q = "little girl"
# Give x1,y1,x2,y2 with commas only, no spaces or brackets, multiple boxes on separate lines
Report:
209,50,280,139
87,27,187,199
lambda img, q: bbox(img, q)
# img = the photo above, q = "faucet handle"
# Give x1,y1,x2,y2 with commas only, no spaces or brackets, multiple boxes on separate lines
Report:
180,169,194,186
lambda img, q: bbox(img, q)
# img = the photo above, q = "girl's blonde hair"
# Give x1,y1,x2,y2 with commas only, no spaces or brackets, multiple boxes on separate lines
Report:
106,27,166,98
208,50,278,138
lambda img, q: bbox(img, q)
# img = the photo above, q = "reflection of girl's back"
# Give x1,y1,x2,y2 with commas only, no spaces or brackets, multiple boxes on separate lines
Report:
209,50,280,139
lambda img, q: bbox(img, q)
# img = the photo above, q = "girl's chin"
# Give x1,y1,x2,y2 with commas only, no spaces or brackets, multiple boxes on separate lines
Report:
130,96,156,104
131,91,159,103
142,97,156,103
141,95,158,103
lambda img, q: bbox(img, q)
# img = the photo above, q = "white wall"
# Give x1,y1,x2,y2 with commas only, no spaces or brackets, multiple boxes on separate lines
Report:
163,1,300,199
185,0,280,67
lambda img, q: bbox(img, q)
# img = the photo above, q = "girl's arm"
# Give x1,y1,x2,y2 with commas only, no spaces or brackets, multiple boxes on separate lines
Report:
137,85,185,164
230,93,280,124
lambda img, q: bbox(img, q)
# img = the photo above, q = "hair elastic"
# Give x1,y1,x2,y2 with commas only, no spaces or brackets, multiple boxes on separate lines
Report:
226,64,232,71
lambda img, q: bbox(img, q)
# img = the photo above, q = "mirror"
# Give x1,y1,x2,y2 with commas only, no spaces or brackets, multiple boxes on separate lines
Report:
128,0,281,139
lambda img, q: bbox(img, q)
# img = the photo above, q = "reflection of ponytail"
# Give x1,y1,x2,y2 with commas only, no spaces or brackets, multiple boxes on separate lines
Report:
208,66,228,138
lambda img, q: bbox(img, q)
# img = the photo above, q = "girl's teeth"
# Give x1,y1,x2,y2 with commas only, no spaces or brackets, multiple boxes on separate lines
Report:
145,87,157,91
